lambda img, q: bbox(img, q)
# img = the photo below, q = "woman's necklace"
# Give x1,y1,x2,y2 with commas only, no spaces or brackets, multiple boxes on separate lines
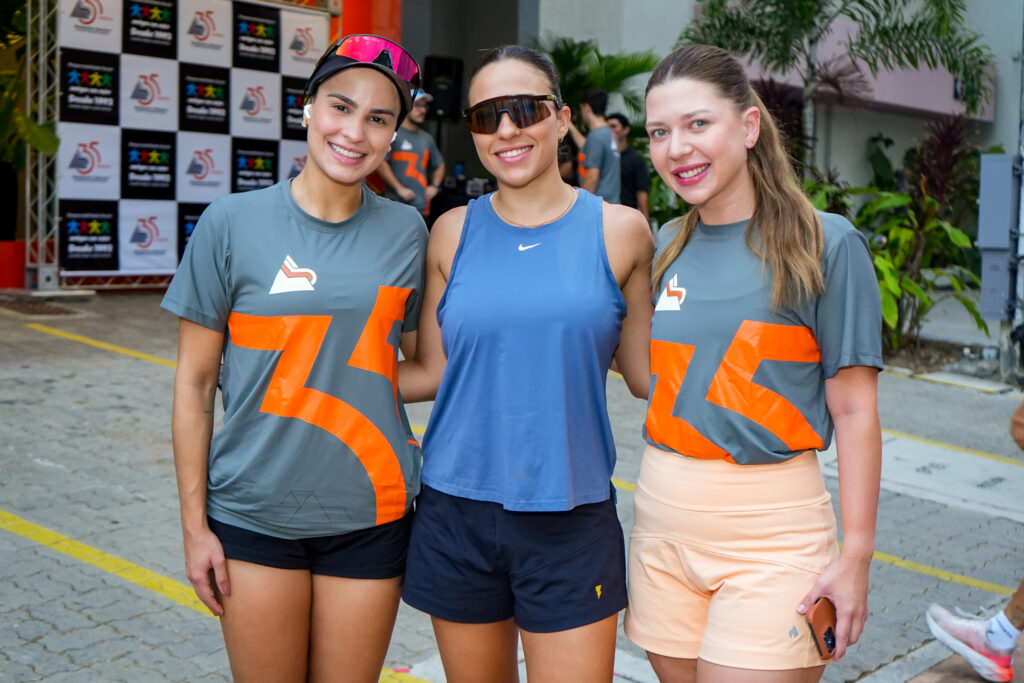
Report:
492,188,578,228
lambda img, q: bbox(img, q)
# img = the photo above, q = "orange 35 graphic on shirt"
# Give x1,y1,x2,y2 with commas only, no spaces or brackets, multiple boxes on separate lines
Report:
646,320,824,462
228,286,413,525
391,149,430,188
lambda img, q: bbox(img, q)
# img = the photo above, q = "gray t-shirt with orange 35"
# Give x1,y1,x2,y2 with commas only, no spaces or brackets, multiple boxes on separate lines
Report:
644,211,882,465
162,181,427,538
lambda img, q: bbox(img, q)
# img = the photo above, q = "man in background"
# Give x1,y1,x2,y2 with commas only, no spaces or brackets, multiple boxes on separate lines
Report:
377,90,446,219
568,89,620,204
607,113,650,221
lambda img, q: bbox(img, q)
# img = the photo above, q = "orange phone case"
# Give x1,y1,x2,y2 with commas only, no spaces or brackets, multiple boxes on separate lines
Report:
806,597,837,660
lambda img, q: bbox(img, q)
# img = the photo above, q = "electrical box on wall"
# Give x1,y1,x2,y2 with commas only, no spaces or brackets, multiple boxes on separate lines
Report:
977,154,1020,320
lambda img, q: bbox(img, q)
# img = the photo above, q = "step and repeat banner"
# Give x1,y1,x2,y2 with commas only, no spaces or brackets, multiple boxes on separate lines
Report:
56,0,328,275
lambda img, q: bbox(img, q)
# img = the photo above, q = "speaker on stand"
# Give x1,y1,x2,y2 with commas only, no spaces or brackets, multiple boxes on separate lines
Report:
424,55,464,121
423,55,464,153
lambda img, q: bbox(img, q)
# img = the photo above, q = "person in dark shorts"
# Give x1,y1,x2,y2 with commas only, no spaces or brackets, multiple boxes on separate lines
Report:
398,45,653,682
162,35,427,682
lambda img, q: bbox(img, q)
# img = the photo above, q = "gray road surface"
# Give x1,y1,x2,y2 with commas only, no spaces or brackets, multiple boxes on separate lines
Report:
1,292,1021,682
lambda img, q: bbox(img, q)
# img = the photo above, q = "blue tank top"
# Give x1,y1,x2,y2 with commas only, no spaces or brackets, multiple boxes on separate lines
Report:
421,189,626,511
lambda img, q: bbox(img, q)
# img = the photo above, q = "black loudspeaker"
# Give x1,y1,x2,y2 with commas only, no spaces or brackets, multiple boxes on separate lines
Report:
424,55,464,121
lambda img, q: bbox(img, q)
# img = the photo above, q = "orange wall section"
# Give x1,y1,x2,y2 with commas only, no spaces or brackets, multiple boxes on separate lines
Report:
339,0,402,42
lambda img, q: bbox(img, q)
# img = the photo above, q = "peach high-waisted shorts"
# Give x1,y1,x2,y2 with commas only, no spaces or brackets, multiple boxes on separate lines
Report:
624,444,839,670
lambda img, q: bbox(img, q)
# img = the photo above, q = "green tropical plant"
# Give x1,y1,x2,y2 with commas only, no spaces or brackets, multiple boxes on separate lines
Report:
681,0,995,171
854,187,986,349
1,6,59,171
867,133,896,191
533,35,660,122
803,166,852,218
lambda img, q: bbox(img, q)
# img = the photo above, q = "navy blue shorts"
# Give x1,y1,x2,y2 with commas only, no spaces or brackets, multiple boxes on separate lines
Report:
207,513,411,579
402,486,627,632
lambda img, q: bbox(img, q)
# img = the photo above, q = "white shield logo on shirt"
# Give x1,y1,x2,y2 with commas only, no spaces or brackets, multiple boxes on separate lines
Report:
269,255,317,294
655,275,686,311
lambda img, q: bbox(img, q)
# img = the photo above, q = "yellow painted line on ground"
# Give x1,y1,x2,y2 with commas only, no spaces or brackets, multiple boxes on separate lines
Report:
0,508,433,683
882,428,1024,467
0,508,206,614
612,477,636,492
25,323,177,368
871,550,1016,596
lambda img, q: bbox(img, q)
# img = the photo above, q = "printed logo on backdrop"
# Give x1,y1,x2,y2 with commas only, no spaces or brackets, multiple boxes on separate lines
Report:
69,141,111,176
230,68,280,140
177,202,208,261
71,0,106,25
281,76,307,141
187,149,219,180
179,64,229,134
130,73,168,106
119,54,179,129
123,0,176,58
121,129,176,199
290,28,315,57
59,200,119,271
232,137,277,193
57,122,120,200
130,215,169,248
232,2,280,71
60,0,121,51
176,132,230,203
60,49,119,125
178,0,230,66
278,139,308,183
279,10,328,78
241,85,269,117
188,10,217,41
119,200,178,273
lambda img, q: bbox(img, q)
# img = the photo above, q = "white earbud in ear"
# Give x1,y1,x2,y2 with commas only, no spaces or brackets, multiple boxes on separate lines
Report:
302,103,312,128
391,131,398,143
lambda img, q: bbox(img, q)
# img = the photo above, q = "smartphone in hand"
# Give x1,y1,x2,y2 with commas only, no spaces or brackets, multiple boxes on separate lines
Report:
806,597,837,659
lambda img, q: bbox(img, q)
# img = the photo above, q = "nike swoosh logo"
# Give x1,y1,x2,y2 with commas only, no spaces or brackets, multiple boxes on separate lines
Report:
518,242,541,251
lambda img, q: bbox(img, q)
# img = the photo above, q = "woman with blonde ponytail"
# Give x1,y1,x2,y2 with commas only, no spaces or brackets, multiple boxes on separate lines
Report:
624,44,883,682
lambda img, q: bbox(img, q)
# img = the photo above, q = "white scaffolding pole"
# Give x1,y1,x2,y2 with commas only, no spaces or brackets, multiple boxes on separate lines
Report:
24,0,60,290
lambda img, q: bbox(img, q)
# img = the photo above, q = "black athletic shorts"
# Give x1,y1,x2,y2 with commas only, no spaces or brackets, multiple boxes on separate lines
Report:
401,486,627,632
207,513,412,579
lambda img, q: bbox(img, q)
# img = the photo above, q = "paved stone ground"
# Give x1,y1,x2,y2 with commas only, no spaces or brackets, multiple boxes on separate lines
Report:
1,291,1022,682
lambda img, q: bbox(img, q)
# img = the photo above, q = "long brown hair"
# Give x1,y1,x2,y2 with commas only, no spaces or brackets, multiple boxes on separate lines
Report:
649,45,824,311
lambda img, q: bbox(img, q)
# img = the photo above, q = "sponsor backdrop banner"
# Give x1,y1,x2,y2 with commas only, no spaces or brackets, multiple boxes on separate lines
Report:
57,0,325,275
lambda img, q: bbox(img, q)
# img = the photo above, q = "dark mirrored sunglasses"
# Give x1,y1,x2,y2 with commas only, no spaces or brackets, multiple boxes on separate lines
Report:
463,94,560,134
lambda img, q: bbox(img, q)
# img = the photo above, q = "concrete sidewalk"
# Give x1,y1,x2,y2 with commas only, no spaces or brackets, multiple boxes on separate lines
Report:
1,290,1022,682
876,290,1023,682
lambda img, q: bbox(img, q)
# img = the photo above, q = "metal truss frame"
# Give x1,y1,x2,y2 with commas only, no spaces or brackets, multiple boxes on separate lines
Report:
24,0,325,291
25,0,60,290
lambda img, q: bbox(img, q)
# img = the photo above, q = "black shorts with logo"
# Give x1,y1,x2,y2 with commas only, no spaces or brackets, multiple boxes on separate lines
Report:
402,485,627,632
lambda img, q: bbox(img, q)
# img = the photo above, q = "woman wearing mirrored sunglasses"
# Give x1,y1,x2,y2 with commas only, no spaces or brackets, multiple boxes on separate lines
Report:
162,35,428,682
398,45,654,682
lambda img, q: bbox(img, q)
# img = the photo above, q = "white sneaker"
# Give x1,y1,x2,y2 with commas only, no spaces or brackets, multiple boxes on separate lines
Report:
926,603,1014,682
